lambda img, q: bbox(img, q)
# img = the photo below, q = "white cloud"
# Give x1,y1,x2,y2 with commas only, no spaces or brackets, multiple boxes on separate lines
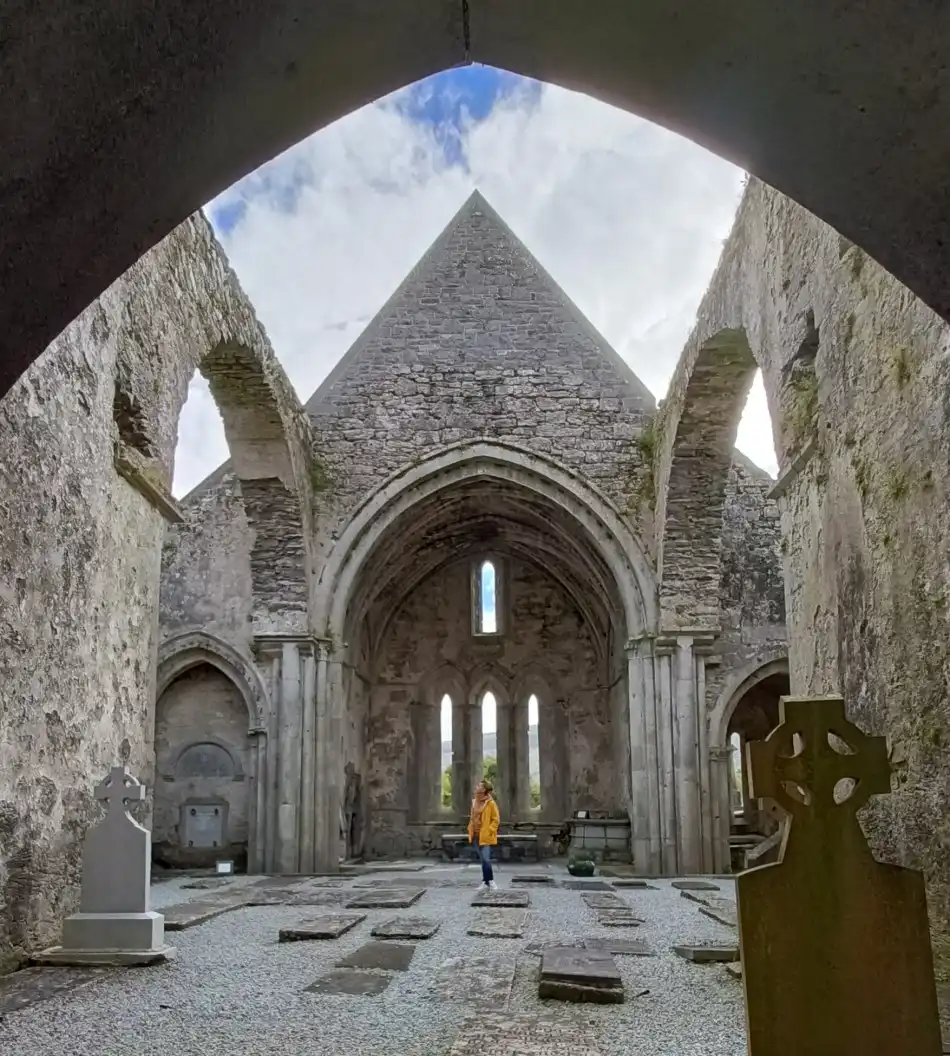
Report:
173,77,777,496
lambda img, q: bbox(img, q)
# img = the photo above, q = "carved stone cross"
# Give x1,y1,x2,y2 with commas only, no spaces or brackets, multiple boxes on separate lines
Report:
736,695,941,1056
95,766,145,817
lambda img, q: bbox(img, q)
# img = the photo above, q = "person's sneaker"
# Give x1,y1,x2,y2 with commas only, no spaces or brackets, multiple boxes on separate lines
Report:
488,880,498,891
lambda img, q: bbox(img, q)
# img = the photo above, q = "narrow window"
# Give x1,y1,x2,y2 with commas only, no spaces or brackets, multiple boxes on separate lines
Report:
729,731,743,810
481,691,497,787
474,558,498,635
441,694,453,808
528,694,541,810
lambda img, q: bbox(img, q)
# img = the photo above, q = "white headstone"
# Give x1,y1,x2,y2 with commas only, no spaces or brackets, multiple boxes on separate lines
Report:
35,765,176,966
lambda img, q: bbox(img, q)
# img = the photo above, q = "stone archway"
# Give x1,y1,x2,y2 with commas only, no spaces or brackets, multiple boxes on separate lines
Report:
6,5,950,395
155,632,270,871
707,652,790,872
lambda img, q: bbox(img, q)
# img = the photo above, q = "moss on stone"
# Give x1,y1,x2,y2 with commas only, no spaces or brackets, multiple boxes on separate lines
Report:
785,368,819,450
891,346,912,388
309,454,333,494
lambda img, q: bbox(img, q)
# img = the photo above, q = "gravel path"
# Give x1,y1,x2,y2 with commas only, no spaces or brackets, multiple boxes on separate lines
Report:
0,866,745,1056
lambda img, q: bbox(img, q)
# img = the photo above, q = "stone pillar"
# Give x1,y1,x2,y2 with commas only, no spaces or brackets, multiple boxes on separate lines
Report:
297,643,317,872
495,697,513,820
652,636,678,874
513,695,531,820
246,729,267,874
312,638,343,872
709,745,734,874
626,637,662,875
410,698,439,821
452,701,482,816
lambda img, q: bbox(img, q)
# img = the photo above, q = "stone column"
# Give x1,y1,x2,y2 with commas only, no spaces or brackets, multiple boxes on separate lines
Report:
709,745,734,874
253,634,318,874
297,642,317,872
410,698,439,821
626,636,662,875
513,695,531,820
652,636,678,874
494,697,513,820
312,637,343,872
452,701,482,816
246,729,267,874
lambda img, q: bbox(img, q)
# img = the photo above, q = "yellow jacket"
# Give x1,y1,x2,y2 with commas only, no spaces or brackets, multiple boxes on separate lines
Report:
468,797,500,846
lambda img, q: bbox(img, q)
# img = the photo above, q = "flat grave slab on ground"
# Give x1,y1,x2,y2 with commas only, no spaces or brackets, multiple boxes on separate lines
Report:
278,914,366,942
523,938,586,957
471,889,529,908
671,879,721,891
250,890,349,907
371,916,440,939
162,896,249,931
562,880,613,891
611,879,656,889
305,969,393,997
428,957,516,1003
672,944,740,964
581,892,627,910
583,936,654,956
345,888,426,909
448,1012,603,1056
181,876,233,890
0,967,104,1015
539,946,624,1004
509,874,555,885
596,909,645,927
336,940,416,972
466,910,528,938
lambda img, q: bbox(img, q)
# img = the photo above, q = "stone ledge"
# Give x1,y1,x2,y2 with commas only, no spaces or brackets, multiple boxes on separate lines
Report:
768,436,817,501
114,442,184,524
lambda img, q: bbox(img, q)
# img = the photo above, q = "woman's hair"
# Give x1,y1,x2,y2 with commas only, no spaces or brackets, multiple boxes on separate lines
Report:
481,779,494,794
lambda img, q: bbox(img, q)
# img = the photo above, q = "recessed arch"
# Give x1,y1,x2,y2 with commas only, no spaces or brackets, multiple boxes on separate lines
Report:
157,631,270,733
316,439,658,644
708,651,791,751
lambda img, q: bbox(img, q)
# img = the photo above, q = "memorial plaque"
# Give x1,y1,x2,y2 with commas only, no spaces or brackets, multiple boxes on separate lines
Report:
182,803,225,850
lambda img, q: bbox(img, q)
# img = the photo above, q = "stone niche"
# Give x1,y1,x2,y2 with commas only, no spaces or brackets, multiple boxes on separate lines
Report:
152,664,251,868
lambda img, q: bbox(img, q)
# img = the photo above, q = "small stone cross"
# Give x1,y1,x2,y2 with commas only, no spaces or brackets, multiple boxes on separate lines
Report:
95,766,145,817
746,695,890,820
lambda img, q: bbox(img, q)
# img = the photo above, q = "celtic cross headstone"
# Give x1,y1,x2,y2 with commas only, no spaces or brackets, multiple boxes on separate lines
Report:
37,766,175,965
736,695,941,1055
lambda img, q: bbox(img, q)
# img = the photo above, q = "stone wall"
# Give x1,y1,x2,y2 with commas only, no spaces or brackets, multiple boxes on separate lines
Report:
153,664,252,867
0,211,302,968
366,556,613,858
663,176,950,973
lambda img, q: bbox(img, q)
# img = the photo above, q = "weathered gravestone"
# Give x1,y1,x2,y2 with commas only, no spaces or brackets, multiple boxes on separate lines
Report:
737,695,942,1055
539,945,624,1004
35,767,175,965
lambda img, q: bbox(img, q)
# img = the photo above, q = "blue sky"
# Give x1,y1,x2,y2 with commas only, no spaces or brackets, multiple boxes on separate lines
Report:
177,66,772,499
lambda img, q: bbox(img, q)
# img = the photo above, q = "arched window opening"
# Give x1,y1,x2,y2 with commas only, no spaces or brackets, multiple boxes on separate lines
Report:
729,730,743,812
172,372,228,499
440,693,453,808
481,691,497,787
528,694,541,810
473,558,500,635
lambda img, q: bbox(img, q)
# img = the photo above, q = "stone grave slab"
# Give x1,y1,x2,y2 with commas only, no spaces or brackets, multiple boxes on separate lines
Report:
162,895,249,931
448,1012,603,1056
371,916,440,940
673,944,739,964
738,695,943,1054
0,966,104,1014
611,879,656,889
466,910,528,938
698,901,738,930
278,914,366,942
583,936,654,956
181,876,233,890
428,957,516,1003
671,879,721,891
470,889,529,908
337,940,415,972
305,969,393,997
252,876,304,889
596,909,644,927
345,888,426,909
510,874,554,885
581,892,626,910
539,946,624,1004
725,962,743,981
522,939,586,957
563,880,613,891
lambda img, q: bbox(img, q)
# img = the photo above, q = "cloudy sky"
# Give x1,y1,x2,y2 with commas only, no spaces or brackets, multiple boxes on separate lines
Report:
174,66,777,497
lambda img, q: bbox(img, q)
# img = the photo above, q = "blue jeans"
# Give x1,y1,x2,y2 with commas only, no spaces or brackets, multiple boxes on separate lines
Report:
473,839,493,883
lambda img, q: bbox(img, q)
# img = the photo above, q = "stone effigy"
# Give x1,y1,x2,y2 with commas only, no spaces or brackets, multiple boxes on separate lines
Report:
35,767,175,965
737,696,941,1055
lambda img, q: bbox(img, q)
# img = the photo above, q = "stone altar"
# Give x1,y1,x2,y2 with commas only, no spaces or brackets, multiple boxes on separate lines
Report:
35,767,175,966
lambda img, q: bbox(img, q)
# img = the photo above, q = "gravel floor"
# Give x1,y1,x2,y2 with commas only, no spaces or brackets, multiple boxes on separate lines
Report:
0,865,745,1056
